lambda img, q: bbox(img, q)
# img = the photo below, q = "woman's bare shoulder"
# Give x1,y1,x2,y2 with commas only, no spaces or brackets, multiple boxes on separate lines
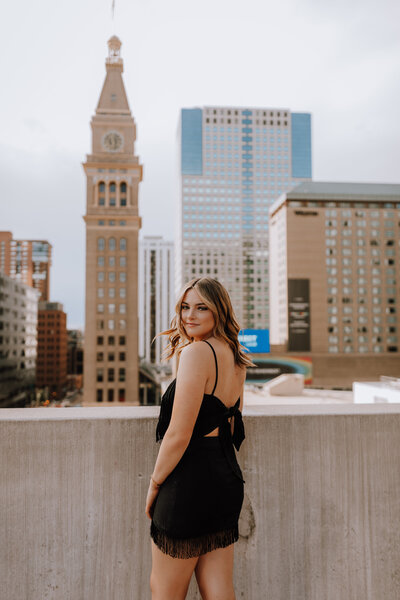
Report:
179,341,212,363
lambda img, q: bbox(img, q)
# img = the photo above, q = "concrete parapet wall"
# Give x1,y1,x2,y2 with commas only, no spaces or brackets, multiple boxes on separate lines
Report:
1,404,400,599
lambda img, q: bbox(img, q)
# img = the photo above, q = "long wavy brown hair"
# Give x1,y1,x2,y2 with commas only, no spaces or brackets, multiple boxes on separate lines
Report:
156,277,255,368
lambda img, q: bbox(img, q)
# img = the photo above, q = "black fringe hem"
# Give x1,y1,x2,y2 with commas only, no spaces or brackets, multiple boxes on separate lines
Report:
150,521,239,559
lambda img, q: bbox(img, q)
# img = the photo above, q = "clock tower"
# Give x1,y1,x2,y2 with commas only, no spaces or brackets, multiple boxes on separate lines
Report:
83,36,142,405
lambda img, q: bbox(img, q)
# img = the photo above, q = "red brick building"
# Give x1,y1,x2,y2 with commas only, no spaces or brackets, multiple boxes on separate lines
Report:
36,302,67,399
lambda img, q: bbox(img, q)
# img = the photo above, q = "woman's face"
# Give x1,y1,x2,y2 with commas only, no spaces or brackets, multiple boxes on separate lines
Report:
180,288,215,341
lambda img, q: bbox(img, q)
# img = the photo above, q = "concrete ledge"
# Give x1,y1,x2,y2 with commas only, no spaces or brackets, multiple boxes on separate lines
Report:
2,406,400,599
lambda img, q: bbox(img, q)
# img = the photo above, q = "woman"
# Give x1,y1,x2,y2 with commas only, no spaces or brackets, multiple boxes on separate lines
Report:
145,277,254,600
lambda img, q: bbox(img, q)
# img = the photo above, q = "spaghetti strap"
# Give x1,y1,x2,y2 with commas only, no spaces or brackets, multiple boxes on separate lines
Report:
202,340,218,395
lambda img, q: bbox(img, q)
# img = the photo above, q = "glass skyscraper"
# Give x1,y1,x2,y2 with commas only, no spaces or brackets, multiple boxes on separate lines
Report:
177,106,312,329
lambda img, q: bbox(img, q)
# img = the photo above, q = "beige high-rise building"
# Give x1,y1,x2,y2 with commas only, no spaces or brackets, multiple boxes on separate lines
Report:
83,37,142,405
269,182,400,385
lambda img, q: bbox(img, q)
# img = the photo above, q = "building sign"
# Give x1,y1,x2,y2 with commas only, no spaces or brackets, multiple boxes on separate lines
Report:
238,329,270,354
288,279,310,351
246,356,312,385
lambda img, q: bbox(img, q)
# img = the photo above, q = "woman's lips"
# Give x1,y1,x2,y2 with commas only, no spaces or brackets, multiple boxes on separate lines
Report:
186,323,198,327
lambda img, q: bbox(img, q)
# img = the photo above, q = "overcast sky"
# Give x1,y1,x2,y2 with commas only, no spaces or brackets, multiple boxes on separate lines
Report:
1,0,399,328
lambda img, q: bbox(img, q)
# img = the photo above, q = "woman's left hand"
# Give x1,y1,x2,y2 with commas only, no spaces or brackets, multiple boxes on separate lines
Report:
145,479,160,520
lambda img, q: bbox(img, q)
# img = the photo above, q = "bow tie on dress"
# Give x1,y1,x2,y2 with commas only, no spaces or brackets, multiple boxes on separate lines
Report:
220,403,245,451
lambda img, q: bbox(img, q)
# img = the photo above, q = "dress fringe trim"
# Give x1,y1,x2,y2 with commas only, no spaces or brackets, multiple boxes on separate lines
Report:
150,522,239,559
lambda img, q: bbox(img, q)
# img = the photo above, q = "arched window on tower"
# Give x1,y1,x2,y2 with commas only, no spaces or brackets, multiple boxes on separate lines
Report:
120,182,127,206
97,237,105,251
120,238,127,251
109,182,116,207
98,182,105,206
109,237,116,251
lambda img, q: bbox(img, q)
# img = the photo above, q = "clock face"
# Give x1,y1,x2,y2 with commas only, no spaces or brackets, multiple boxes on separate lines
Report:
102,131,124,152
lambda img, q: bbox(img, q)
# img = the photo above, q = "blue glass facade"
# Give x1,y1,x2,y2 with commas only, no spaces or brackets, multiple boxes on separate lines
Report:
291,113,312,178
181,109,203,175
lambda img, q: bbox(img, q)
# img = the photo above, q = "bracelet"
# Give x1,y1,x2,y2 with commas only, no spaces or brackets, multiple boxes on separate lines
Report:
150,475,162,488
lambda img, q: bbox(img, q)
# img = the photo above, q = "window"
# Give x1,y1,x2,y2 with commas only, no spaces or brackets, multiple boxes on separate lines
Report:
97,272,104,282
120,238,127,251
108,303,115,314
119,336,126,345
119,304,126,314
96,368,103,382
108,368,114,382
109,238,116,251
107,389,114,402
96,389,103,402
108,352,115,361
96,352,103,362
108,336,115,345
119,368,126,382
119,389,125,402
120,256,126,267
98,256,105,266
97,288,104,298
97,238,105,251
119,272,126,282
97,304,104,313
119,352,126,361
97,336,104,345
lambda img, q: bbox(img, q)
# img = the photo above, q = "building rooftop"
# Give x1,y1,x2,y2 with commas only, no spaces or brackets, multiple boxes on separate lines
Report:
270,181,400,214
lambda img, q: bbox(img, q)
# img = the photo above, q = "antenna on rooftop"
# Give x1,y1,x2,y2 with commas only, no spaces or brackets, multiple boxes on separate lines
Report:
111,0,116,21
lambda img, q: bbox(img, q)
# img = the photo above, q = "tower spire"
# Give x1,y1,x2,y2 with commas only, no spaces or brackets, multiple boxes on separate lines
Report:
96,37,130,115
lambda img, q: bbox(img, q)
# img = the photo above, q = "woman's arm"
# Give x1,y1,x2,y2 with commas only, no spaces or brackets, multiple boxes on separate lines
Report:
145,342,211,518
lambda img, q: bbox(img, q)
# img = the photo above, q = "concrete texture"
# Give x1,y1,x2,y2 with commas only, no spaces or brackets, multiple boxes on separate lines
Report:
1,405,400,599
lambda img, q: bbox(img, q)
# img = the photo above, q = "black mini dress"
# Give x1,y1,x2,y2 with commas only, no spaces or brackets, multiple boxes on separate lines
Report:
150,340,245,559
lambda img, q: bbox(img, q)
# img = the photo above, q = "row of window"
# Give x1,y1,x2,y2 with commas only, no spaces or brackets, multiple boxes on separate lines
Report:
97,272,126,282
98,256,126,267
97,220,127,226
97,288,126,299
97,303,126,314
96,336,125,345
96,389,125,402
97,352,125,362
97,238,127,251
96,368,125,382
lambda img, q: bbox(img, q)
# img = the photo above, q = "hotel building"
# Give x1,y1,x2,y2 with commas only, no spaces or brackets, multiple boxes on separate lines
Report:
83,37,142,405
269,182,400,384
177,106,312,328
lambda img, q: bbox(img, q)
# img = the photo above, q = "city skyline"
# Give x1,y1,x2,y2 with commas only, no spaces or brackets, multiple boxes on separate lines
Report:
1,0,399,327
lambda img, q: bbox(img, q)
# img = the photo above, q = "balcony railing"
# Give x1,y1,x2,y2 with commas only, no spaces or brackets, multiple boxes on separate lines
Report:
1,403,400,599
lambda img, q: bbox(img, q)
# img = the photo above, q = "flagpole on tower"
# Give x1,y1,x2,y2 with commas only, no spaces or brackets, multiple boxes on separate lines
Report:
111,0,116,22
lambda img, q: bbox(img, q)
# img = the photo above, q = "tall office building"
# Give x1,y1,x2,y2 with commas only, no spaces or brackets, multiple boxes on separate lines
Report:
177,106,311,329
36,302,68,398
0,231,52,301
0,273,40,407
138,236,175,365
83,37,142,405
269,182,400,372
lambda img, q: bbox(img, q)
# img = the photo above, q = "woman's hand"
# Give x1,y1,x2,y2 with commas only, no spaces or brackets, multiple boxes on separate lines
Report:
145,478,161,520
